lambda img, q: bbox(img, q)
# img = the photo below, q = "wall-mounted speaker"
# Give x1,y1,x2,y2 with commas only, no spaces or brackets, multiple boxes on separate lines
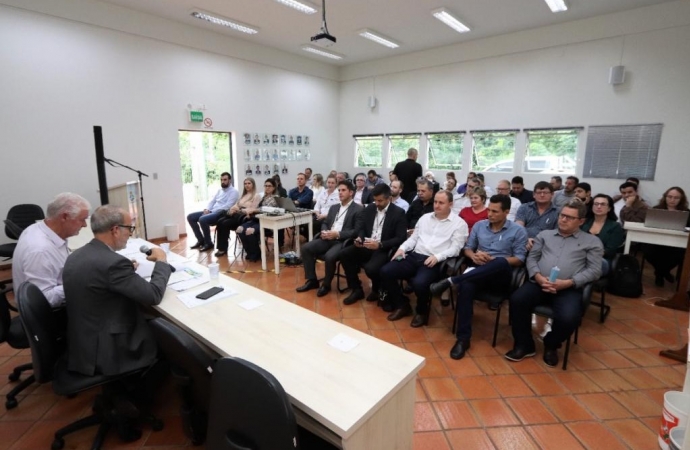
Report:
368,96,377,109
609,65,626,85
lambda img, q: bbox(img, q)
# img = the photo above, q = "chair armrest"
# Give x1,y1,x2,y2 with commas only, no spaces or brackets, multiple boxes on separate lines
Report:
3,220,24,240
510,267,527,290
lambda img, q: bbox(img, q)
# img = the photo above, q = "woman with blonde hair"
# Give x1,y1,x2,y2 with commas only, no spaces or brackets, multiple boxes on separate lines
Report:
215,177,260,257
310,173,325,199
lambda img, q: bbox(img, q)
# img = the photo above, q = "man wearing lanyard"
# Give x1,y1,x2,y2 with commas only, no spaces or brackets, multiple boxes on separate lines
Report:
296,180,364,297
380,190,468,327
339,184,407,305
430,194,528,360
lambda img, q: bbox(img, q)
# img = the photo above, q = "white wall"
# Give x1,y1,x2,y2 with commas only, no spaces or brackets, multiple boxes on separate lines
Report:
338,1,690,203
0,3,339,243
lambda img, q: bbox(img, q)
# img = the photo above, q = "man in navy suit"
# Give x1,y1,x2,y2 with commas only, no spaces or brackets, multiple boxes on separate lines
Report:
339,184,407,305
296,180,364,297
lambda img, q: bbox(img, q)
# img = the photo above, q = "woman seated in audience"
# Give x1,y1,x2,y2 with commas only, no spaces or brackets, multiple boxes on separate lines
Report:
645,186,690,286
272,174,288,197
310,173,324,199
444,171,456,189
454,177,480,212
459,187,488,234
581,194,624,276
235,178,282,262
215,178,261,257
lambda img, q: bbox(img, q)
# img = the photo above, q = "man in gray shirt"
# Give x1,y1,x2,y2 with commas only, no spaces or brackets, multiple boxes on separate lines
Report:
505,199,603,367
551,175,578,208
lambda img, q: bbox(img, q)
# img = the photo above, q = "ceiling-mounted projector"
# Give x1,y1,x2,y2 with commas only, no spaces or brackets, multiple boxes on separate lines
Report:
311,0,336,47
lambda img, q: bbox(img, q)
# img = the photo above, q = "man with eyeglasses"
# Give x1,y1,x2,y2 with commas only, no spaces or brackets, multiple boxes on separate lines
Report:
353,173,373,205
505,199,603,367
64,205,171,377
515,181,559,251
495,180,521,221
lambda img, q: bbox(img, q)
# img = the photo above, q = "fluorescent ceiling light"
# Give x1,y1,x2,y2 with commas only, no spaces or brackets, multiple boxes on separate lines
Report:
273,0,317,14
358,29,400,49
544,0,568,13
190,9,259,34
301,45,344,60
431,8,470,33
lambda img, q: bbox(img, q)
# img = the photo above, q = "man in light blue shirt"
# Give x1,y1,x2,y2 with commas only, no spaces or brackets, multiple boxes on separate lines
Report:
187,172,238,252
430,194,528,360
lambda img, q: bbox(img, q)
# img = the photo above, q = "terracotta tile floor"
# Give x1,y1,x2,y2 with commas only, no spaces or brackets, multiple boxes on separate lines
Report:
0,234,686,449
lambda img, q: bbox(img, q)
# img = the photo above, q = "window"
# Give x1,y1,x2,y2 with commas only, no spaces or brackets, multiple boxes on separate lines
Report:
524,128,580,174
354,135,383,168
388,134,420,167
470,130,517,172
583,124,662,180
427,132,464,170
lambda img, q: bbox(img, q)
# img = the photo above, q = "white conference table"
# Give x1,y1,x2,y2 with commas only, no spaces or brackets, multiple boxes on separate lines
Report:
156,266,424,449
623,221,688,253
258,211,313,274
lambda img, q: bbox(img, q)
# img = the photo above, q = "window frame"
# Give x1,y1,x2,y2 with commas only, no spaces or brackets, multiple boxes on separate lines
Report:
353,134,384,168
523,127,582,175
426,131,464,171
387,133,421,168
470,129,518,173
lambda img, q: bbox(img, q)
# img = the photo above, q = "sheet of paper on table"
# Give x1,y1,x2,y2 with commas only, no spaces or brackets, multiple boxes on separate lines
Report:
328,333,360,353
177,285,238,308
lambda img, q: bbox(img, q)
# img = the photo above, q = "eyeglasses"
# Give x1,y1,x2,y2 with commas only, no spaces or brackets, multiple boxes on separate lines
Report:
592,202,609,207
558,214,580,221
117,225,136,233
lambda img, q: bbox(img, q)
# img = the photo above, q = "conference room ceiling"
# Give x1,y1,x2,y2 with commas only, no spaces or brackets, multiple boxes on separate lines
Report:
100,0,678,65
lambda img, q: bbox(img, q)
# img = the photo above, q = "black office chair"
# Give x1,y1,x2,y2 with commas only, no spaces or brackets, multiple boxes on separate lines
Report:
16,282,162,450
591,254,620,323
0,285,34,409
532,282,594,370
207,357,337,450
149,318,215,445
0,204,45,261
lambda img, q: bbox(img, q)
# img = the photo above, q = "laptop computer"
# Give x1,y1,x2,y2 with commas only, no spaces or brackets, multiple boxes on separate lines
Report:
275,196,313,213
644,209,689,232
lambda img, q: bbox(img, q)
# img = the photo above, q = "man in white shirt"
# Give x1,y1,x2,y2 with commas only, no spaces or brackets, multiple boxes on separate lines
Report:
390,180,410,212
12,192,91,307
494,180,521,221
380,191,468,327
304,167,313,187
187,172,238,252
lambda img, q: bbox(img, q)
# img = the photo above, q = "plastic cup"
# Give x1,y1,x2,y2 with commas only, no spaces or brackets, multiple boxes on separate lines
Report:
208,263,220,279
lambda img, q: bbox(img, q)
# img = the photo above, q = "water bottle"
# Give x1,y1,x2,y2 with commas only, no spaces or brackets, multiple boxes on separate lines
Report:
549,266,560,283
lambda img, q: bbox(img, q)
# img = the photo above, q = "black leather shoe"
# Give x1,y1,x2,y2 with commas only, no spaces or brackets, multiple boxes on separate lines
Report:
316,285,331,297
504,347,536,362
296,279,319,293
430,278,451,297
410,314,429,328
387,304,412,321
190,242,203,249
366,291,380,302
214,250,227,257
199,244,214,252
343,288,365,305
543,348,559,367
449,339,470,360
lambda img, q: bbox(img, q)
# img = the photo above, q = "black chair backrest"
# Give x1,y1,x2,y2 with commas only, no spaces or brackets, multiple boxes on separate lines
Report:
148,318,214,411
0,288,12,343
206,357,298,450
5,204,45,240
15,282,62,384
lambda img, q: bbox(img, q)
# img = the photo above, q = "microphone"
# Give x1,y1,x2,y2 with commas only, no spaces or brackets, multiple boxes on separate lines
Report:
139,245,176,272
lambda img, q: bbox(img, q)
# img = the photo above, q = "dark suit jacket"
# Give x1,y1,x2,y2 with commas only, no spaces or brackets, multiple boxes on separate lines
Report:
63,239,171,377
356,188,373,205
359,203,407,252
321,202,364,241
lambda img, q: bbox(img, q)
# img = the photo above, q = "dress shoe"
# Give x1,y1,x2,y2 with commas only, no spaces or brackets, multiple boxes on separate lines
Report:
316,285,331,297
504,347,536,362
429,278,451,297
366,291,380,302
387,304,412,321
449,339,470,360
214,250,227,257
296,279,319,293
199,244,214,252
343,288,365,305
410,314,429,328
190,241,203,249
543,348,559,367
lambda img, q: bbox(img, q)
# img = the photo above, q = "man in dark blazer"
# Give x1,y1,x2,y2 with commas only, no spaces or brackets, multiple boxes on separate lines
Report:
393,147,423,203
63,205,171,377
297,180,364,297
339,184,407,305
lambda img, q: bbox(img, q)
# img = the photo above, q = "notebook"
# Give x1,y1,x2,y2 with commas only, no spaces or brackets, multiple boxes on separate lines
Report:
643,209,689,232
275,196,313,213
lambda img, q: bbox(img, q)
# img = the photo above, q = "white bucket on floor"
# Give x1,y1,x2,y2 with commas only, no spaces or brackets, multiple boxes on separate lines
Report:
164,223,179,242
660,391,690,450
669,427,686,450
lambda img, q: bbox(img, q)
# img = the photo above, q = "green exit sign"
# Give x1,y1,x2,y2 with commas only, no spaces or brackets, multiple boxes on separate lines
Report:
190,110,204,122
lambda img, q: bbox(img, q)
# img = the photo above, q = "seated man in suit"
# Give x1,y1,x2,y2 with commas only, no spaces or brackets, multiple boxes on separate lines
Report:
296,180,364,297
380,190,468,327
339,184,407,305
353,173,373,205
430,194,528,360
505,199,603,367
63,205,171,377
